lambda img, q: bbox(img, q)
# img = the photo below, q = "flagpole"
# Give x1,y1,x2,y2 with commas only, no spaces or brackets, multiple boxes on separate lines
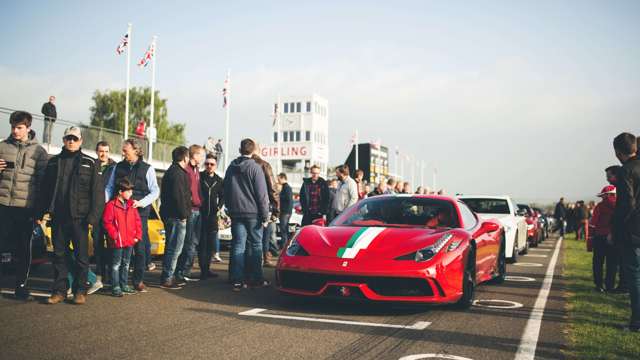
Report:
224,69,230,172
124,23,132,141
354,129,359,172
148,35,157,163
277,94,282,175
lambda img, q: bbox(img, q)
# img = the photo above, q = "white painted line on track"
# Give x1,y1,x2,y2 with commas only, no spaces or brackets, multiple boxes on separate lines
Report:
1,289,50,298
472,299,523,309
399,354,474,360
514,236,563,360
506,276,536,282
513,262,544,267
239,308,431,330
529,249,551,252
523,254,548,258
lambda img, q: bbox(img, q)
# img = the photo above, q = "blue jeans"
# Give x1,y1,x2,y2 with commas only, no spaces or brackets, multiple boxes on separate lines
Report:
623,245,640,327
130,216,149,286
161,218,187,283
176,210,201,278
229,218,263,284
262,222,277,255
111,246,133,290
279,213,291,248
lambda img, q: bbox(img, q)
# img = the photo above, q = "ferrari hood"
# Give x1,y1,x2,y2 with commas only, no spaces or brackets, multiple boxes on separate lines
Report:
296,225,450,260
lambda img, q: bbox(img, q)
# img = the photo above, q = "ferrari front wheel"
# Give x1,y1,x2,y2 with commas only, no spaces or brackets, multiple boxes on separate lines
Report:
455,247,476,309
508,233,518,264
491,234,506,284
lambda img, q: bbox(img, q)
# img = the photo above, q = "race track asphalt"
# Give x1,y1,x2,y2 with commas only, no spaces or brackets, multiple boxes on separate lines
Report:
0,236,567,360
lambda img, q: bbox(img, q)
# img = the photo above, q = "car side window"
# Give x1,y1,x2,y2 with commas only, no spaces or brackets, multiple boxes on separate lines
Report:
458,202,478,229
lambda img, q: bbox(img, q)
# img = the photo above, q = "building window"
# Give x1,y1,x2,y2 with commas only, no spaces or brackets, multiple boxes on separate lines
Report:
274,132,278,142
305,131,310,141
289,131,294,141
296,102,301,112
295,131,301,141
284,103,288,113
306,102,311,112
290,103,295,113
283,131,288,142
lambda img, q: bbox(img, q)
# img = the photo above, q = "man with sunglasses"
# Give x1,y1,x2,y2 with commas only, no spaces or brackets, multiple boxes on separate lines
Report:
39,127,104,305
199,154,224,279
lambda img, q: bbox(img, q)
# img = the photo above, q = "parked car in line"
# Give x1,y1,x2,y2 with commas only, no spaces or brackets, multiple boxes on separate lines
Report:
458,195,528,263
517,204,542,248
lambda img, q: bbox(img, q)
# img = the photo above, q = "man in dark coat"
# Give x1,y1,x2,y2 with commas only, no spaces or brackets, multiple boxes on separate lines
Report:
299,164,329,226
612,132,640,331
199,154,224,279
277,173,293,247
41,96,57,144
554,197,567,236
39,127,104,305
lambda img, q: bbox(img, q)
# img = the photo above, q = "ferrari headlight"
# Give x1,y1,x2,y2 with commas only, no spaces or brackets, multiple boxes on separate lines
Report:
396,233,455,262
285,232,308,257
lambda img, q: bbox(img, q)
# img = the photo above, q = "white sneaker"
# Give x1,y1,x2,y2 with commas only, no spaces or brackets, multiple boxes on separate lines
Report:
213,253,224,263
66,288,73,298
87,280,104,295
147,262,157,271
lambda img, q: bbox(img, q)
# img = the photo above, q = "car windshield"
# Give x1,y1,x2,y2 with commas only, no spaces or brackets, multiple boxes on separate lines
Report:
461,198,510,214
331,196,459,229
517,204,533,216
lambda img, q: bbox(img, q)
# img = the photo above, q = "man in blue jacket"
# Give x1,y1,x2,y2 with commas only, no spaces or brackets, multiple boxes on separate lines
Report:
223,138,269,291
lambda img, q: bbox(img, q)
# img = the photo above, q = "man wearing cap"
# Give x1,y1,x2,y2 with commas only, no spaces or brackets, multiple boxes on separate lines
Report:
39,126,104,305
590,185,617,292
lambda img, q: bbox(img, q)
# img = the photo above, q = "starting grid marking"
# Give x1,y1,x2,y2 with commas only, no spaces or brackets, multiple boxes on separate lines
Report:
239,308,431,330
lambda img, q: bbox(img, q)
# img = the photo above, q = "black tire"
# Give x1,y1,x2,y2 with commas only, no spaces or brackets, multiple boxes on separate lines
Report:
491,233,506,284
455,246,476,309
521,235,529,255
530,234,538,248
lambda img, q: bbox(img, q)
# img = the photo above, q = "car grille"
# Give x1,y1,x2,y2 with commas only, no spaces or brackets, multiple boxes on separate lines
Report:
279,270,433,297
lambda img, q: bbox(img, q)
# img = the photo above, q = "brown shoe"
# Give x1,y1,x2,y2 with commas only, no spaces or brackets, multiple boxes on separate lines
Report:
134,282,148,293
46,292,66,305
263,254,275,268
73,292,87,305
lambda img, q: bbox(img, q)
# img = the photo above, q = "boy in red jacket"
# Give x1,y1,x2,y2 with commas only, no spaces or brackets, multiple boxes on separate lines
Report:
591,185,617,292
103,179,142,297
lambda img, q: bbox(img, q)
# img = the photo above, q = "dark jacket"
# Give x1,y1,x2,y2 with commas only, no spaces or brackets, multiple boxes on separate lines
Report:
40,148,104,225
279,182,293,215
160,163,191,221
251,154,279,217
613,156,640,246
98,159,116,189
223,156,269,222
200,171,224,230
41,102,57,121
554,202,566,220
299,177,329,215
113,158,152,217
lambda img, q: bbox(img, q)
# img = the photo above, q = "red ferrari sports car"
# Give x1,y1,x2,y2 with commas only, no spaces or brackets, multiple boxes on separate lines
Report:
276,195,506,308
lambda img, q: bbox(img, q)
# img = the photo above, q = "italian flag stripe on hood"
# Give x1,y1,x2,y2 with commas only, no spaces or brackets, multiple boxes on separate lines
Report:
337,227,387,259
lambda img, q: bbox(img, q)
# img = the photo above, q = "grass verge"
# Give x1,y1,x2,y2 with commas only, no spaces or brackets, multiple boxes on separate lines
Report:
564,233,640,359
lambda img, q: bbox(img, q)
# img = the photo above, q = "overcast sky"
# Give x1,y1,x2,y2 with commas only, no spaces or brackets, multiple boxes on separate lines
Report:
1,1,639,203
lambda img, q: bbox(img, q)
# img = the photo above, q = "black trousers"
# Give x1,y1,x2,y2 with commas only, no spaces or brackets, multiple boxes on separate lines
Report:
52,220,89,294
592,235,618,290
199,220,217,274
301,213,323,226
91,223,110,280
0,205,34,288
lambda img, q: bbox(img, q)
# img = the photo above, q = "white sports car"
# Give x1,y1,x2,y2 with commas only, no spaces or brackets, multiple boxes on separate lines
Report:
458,195,529,262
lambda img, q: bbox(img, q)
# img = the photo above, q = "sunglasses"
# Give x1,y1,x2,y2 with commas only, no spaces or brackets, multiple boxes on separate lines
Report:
64,136,79,142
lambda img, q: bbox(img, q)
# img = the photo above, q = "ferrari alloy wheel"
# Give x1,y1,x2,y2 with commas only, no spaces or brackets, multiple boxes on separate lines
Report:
491,234,506,284
456,247,476,309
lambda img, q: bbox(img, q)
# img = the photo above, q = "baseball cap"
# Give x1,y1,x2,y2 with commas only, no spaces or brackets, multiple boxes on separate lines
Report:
63,126,82,139
597,185,616,197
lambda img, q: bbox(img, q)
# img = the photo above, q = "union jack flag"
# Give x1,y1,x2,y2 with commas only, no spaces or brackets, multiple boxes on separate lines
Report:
222,75,230,108
116,33,128,55
138,42,155,67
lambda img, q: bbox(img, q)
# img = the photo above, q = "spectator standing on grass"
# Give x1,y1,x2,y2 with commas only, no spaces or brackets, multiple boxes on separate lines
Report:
175,145,205,283
299,165,329,226
612,132,640,332
199,154,224,279
0,111,48,301
102,179,141,297
605,165,628,293
159,146,191,289
278,173,293,248
591,185,617,293
576,201,589,240
41,95,57,144
224,139,269,291
333,165,358,218
554,197,567,237
40,126,104,305
105,138,160,292
92,141,116,288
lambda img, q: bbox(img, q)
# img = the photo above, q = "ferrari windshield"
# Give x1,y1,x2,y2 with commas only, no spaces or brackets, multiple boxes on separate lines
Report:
331,196,459,228
461,198,510,214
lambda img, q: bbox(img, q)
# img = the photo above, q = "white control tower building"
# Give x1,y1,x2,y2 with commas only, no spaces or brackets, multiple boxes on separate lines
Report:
260,94,329,189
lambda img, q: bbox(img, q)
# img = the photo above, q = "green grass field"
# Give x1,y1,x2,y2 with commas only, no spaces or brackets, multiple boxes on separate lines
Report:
564,233,640,359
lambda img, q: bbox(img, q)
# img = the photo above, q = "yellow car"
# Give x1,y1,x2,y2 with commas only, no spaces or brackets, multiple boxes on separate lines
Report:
45,202,166,257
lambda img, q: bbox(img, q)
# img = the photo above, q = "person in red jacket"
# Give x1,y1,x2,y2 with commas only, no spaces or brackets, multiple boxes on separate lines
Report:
102,179,142,297
591,185,617,292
